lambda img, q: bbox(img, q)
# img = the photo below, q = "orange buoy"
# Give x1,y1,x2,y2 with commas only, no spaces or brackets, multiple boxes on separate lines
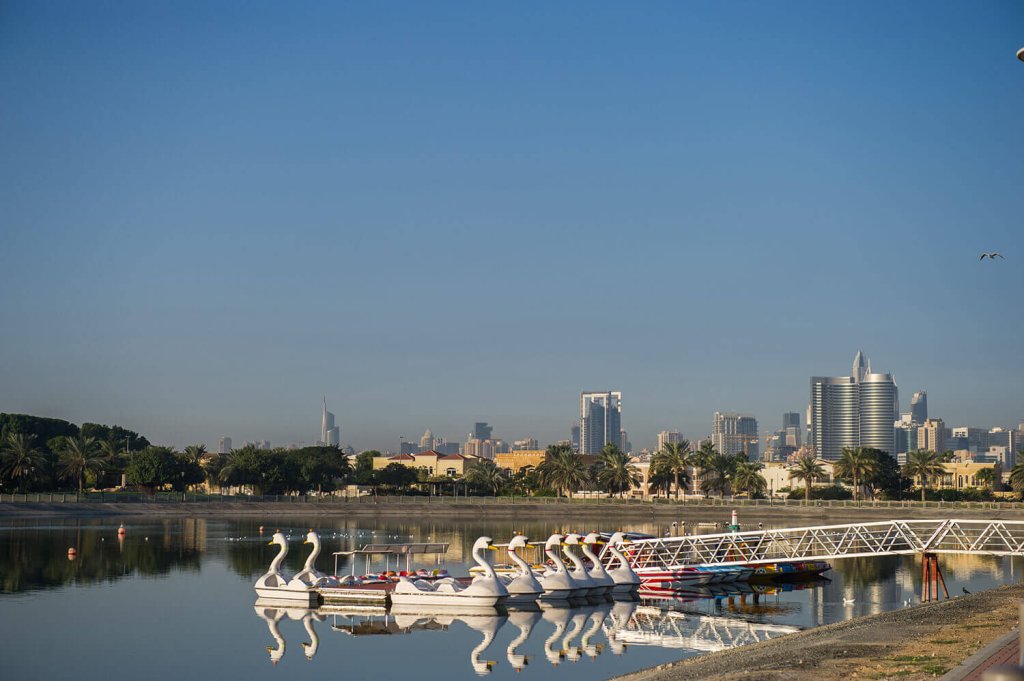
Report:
259,526,265,533
117,524,126,536
67,547,77,560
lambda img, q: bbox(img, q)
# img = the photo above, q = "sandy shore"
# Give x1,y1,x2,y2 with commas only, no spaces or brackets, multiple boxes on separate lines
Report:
614,583,1024,681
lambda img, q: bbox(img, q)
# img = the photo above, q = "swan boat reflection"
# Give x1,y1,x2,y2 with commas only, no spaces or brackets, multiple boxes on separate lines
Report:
250,588,805,672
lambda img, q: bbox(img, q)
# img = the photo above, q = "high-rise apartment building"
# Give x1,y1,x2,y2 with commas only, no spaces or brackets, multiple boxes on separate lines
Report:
472,422,493,441
419,429,434,451
320,398,340,447
657,431,683,452
579,391,622,456
782,413,802,447
512,438,539,451
911,391,928,425
218,437,232,454
810,352,898,460
619,430,631,453
712,412,759,460
570,423,580,451
918,418,946,452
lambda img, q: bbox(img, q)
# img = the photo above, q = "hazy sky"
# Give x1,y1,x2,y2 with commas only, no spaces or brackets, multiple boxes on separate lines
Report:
2,1,1022,452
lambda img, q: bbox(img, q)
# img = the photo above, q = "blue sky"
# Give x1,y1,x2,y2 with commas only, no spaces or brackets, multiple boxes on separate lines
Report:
1,1,1022,451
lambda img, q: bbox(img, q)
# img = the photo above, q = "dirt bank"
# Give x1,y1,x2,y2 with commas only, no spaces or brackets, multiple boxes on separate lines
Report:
615,583,1024,681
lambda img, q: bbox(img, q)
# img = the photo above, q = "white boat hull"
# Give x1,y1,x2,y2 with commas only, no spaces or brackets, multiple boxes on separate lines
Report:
254,586,320,606
390,592,507,607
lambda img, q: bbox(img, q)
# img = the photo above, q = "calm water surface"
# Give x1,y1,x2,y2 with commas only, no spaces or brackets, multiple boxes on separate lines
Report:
2,515,1021,681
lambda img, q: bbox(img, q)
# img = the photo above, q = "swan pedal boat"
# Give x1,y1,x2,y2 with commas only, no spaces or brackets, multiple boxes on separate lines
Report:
390,537,509,607
254,531,320,606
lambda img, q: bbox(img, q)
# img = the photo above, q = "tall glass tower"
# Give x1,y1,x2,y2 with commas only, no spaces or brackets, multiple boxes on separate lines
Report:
579,391,622,456
810,353,898,460
911,391,928,425
321,397,340,447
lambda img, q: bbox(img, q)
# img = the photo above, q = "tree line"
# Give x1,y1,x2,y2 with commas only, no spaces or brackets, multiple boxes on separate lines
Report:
3,412,1022,500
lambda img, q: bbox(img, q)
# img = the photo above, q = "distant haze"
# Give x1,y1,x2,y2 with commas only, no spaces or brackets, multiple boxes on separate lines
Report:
1,2,1021,451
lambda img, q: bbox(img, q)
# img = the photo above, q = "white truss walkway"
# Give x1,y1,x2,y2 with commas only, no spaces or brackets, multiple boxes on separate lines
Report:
612,519,1024,570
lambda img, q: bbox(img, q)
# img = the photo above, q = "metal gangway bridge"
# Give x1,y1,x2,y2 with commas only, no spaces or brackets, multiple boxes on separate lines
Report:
613,519,1024,570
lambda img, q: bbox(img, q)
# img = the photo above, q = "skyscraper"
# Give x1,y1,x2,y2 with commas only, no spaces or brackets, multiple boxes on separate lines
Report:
782,412,802,447
419,428,434,451
911,391,928,425
810,352,898,460
218,437,232,454
712,412,759,460
570,423,580,451
579,391,622,456
473,422,493,440
320,398,340,446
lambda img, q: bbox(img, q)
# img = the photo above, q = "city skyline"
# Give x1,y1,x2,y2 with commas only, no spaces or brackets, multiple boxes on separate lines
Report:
1,3,1022,451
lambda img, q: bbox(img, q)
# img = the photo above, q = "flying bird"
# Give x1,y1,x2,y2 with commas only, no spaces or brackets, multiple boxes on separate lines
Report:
979,253,1005,260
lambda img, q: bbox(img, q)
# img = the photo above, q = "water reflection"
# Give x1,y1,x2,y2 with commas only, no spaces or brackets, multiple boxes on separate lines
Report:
5,516,1024,681
246,592,806,675
0,519,202,593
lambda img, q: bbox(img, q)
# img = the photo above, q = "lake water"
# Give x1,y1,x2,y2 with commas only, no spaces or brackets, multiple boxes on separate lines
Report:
2,514,1021,681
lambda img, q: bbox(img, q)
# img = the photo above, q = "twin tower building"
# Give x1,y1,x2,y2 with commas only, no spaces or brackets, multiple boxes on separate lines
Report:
810,351,899,460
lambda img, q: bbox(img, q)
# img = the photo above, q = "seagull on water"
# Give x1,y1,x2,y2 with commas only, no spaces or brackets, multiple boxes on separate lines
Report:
979,253,1005,260
842,597,855,605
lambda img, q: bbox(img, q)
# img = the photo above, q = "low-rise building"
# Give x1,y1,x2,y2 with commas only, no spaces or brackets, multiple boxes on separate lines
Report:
937,461,1000,490
372,450,487,477
494,450,547,475
762,460,836,497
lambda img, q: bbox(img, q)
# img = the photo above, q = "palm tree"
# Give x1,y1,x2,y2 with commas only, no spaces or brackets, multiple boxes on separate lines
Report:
1,432,47,493
595,444,641,498
651,440,690,499
647,466,674,498
834,447,878,502
902,450,947,502
973,467,996,491
732,460,768,498
57,435,106,494
701,453,736,498
182,444,207,466
690,441,717,497
535,444,590,498
789,453,826,502
465,459,506,495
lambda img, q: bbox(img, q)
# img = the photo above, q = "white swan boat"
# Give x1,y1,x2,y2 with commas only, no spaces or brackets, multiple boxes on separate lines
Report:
561,534,600,597
535,534,580,600
496,535,543,605
294,530,340,588
390,537,509,607
254,531,320,606
605,532,642,594
580,532,615,596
